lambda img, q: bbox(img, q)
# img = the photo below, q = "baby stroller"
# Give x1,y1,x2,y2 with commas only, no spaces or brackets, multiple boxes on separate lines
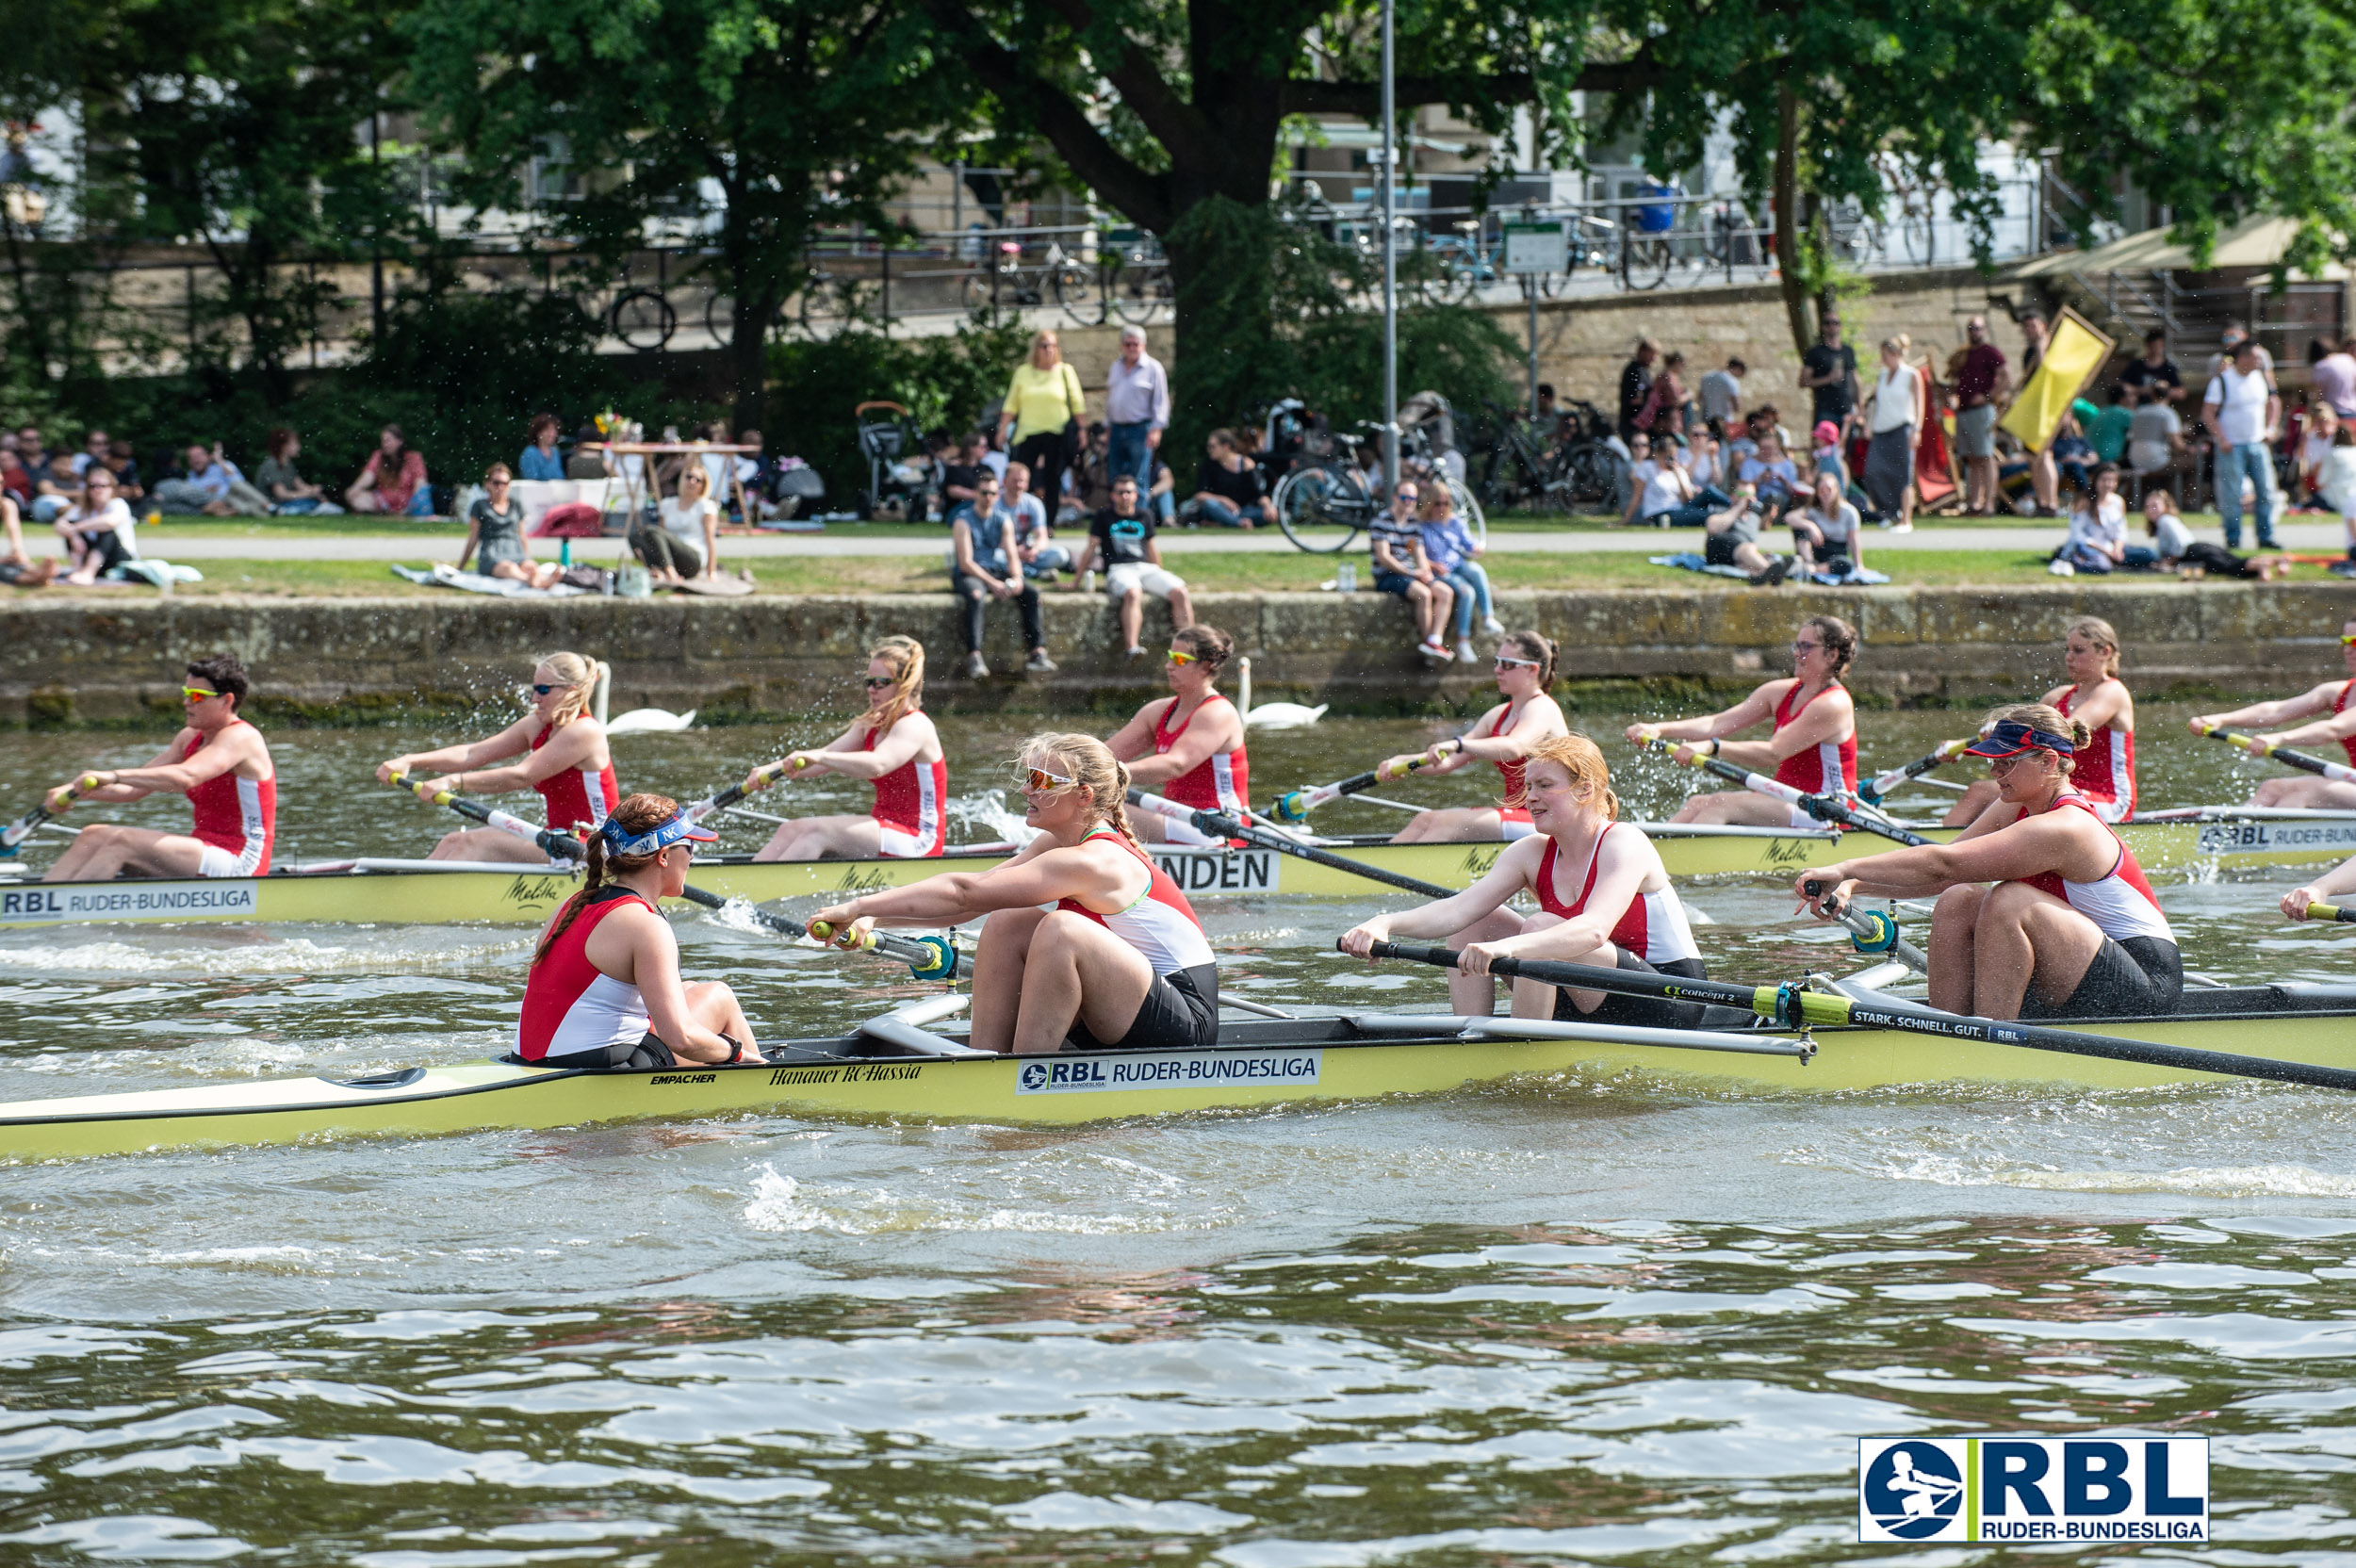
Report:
855,400,935,520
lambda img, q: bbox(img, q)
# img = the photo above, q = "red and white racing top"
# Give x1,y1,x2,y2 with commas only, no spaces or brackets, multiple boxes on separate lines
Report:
1153,694,1249,818
866,712,947,858
516,887,652,1062
1530,824,1702,968
1771,679,1857,797
2336,679,2356,767
2011,792,2176,947
1055,828,1215,974
2057,681,2136,816
532,723,618,834
183,721,275,874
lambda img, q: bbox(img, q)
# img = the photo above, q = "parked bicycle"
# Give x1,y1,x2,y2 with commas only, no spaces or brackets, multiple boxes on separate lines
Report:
1103,234,1172,324
961,237,1097,323
1470,399,1622,516
1272,416,1484,553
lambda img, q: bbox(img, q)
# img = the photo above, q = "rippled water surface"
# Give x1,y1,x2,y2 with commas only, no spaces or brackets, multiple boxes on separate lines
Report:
2,708,2353,1563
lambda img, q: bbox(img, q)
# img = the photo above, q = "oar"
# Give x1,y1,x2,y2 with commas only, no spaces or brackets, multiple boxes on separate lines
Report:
1807,882,1929,973
0,774,103,858
386,774,955,978
1268,756,1435,824
385,772,588,861
684,757,803,824
1858,739,1971,806
2306,903,2356,923
679,887,957,980
1126,788,1453,898
1354,940,2356,1093
1633,733,1930,847
2194,725,2356,785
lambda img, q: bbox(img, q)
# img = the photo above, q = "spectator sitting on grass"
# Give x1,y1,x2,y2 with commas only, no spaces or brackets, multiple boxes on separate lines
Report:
1789,470,1865,579
1420,486,1499,662
948,470,1053,678
1737,428,1801,520
2088,385,2133,465
58,466,139,584
1621,431,1706,527
519,414,565,482
153,443,270,516
105,439,144,503
630,460,719,583
2125,486,2275,580
1703,482,1792,585
940,431,990,512
2051,407,2097,500
1,434,30,508
1001,461,1072,581
2051,461,2128,576
1180,428,1272,529
1071,473,1192,660
69,429,109,479
458,463,565,590
1369,480,1454,662
255,429,341,515
30,452,81,523
2297,402,2339,511
345,424,432,516
2,493,57,587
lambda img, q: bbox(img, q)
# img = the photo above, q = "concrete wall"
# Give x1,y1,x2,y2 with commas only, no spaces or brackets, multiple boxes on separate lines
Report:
5,582,2348,727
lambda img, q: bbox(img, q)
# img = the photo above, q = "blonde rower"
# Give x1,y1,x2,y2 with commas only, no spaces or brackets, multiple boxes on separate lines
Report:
744,637,948,860
1383,630,1570,842
1628,613,1858,825
1795,703,2181,1021
2188,614,2356,809
1343,734,1705,1025
378,652,616,863
1106,624,1249,843
1944,616,2136,825
810,735,1219,1055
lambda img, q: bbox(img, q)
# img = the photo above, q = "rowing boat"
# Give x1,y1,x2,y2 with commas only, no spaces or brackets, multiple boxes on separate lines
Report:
4,808,2354,929
7,983,2352,1161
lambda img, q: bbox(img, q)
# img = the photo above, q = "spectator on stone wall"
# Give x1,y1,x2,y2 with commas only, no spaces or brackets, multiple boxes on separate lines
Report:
948,469,1054,677
346,425,433,515
1368,480,1454,662
1072,473,1191,661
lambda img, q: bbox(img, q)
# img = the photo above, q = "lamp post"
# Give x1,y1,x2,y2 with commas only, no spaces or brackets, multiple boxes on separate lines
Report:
1379,0,1398,491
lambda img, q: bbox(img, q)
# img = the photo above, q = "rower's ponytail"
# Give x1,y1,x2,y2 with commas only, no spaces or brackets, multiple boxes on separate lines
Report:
2067,615,2123,678
1500,629,1557,688
532,792,676,967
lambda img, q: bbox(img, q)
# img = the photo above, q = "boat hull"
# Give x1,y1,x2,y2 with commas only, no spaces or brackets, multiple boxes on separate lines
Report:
3,812,2352,928
7,992,2351,1161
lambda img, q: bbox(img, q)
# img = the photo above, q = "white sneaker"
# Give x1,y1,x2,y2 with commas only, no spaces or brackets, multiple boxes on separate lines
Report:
1888,520,1914,533
2047,558,2075,577
1456,640,1478,662
1481,614,1505,636
965,651,990,678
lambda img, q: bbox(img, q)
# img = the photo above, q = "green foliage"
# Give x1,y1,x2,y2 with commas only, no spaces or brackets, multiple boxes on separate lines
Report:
767,315,1031,500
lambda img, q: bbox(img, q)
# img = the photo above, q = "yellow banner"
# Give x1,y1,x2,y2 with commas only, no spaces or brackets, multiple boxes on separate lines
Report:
1999,308,2116,452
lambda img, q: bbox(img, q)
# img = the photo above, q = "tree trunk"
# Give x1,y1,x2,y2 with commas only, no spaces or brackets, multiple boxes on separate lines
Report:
1772,78,1812,359
728,288,776,432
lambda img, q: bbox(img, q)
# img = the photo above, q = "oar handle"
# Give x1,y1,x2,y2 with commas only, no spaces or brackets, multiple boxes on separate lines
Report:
688,758,804,822
1861,740,1968,805
1269,769,1381,824
385,772,586,860
672,886,957,979
2198,726,2356,784
2311,903,2356,924
1637,736,1927,846
1,774,102,852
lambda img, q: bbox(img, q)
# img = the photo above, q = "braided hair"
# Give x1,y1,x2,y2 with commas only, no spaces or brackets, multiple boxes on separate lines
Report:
532,792,678,967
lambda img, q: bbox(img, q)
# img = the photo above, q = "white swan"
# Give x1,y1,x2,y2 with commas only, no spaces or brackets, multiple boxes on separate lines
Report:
606,708,698,735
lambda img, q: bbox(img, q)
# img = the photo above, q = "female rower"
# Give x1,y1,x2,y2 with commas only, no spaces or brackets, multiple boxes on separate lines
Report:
1627,613,1858,825
1106,623,1248,843
1794,704,2181,1021
2282,848,2356,922
42,655,276,882
516,792,755,1069
378,651,617,863
744,636,948,860
1342,734,1705,1025
809,734,1218,1055
2188,614,2356,808
1942,616,2136,825
1382,630,1570,842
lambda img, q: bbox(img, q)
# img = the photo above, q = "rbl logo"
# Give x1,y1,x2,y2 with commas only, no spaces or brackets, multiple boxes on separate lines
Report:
1858,1436,2207,1543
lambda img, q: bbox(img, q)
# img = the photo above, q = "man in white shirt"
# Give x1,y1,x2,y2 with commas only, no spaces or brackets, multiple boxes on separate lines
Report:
1104,328,1171,491
2203,339,2282,549
1698,358,1744,428
2204,320,2276,386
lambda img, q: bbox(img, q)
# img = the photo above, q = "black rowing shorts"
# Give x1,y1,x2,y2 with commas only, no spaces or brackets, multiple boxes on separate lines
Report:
2021,936,2183,1020
1068,963,1220,1053
1552,952,1710,1031
539,1034,681,1071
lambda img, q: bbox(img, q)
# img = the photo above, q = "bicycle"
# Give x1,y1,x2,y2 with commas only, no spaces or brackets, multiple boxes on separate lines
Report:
608,286,676,351
1104,235,1173,324
960,237,1097,324
1472,400,1579,514
1273,417,1484,552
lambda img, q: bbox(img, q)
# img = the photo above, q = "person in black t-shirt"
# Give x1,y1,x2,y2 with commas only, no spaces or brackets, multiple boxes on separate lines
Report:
1179,429,1272,528
939,431,990,514
1618,338,1660,439
2119,328,2185,406
1071,475,1194,656
1800,312,1859,433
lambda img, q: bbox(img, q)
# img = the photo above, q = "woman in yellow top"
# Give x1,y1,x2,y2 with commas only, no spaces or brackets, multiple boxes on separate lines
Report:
995,329,1088,516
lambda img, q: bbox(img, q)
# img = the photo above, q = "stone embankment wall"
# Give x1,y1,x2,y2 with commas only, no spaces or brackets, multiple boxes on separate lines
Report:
4,584,2348,727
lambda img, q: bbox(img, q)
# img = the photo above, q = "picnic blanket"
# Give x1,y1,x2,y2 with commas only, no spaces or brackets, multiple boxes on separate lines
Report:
108,560,205,588
1648,553,1890,587
392,563,592,597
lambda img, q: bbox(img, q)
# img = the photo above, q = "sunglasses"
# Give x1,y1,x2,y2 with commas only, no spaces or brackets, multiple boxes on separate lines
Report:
1495,655,1539,670
181,687,222,701
2341,633,2356,645
1792,641,1823,654
531,682,561,695
1165,649,1197,665
1019,765,1077,793
863,676,897,689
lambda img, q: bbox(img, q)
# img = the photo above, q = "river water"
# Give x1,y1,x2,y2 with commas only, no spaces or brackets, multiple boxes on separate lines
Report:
2,706,2353,1563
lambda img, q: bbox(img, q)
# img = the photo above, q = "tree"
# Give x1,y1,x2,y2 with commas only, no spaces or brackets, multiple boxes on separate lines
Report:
408,0,967,429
